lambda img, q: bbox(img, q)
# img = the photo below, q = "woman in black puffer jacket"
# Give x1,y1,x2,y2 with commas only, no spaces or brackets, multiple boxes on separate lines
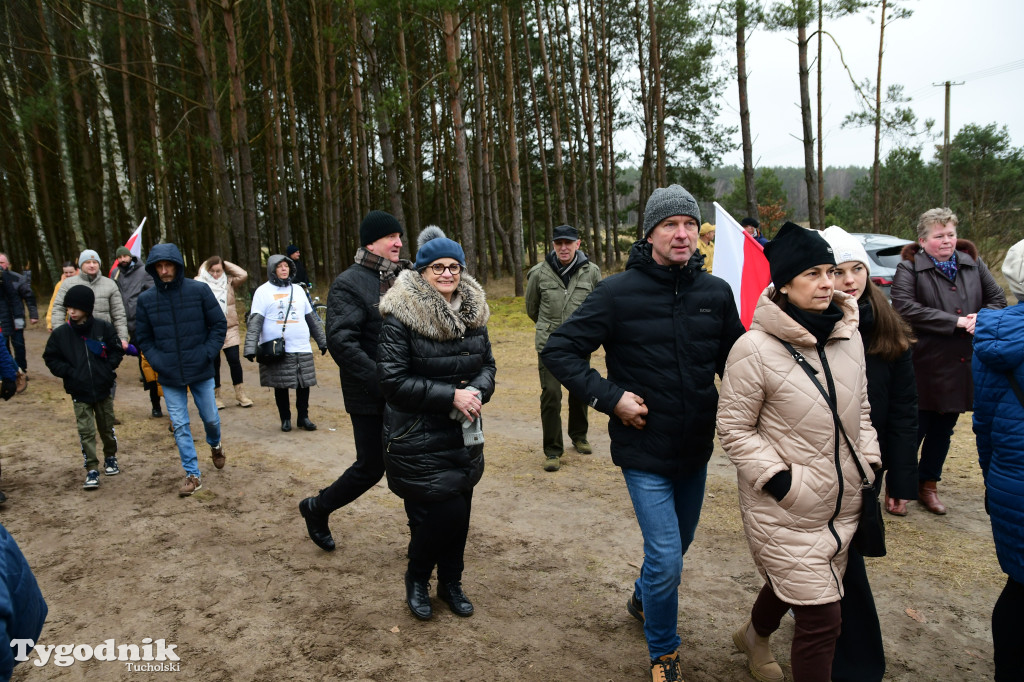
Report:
377,227,495,621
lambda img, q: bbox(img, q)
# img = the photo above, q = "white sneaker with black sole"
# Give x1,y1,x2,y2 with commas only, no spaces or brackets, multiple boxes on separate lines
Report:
84,470,100,490
104,456,120,476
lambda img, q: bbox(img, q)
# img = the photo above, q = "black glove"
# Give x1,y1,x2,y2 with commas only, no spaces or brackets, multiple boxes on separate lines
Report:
0,377,15,400
320,346,328,356
245,354,255,363
763,470,793,502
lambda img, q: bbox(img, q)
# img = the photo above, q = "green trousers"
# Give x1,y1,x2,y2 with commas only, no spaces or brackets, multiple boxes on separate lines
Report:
73,396,117,471
538,357,589,459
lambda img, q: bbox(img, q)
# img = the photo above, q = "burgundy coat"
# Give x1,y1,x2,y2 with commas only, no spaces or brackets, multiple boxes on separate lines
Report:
891,239,1006,413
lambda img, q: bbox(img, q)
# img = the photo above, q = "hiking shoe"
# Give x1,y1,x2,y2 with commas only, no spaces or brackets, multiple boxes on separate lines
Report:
178,475,202,497
84,470,100,490
15,371,27,394
650,651,684,682
103,456,120,476
543,456,561,472
211,444,226,470
627,592,645,624
572,438,593,455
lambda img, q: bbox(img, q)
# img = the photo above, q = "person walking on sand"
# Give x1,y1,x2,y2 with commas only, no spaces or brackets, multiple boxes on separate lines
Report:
135,243,227,497
525,224,601,472
113,246,164,418
541,185,745,682
298,211,413,552
197,256,253,409
43,285,124,490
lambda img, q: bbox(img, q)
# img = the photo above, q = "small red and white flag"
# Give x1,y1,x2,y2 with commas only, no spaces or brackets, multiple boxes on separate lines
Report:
109,217,146,278
713,203,771,329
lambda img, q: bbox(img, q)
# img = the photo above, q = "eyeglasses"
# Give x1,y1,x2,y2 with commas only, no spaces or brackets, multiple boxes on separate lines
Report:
429,263,462,275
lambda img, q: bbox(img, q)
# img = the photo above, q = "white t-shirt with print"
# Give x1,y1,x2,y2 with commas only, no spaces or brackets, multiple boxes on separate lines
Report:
252,282,314,353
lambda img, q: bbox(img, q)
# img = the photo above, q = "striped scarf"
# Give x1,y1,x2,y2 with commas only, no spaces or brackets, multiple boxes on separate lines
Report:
354,247,412,295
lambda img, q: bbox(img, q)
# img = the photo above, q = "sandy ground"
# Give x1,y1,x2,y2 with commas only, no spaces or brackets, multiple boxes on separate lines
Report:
1,296,1005,681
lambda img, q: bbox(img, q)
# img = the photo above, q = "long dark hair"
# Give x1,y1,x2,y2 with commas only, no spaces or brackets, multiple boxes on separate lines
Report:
862,279,915,361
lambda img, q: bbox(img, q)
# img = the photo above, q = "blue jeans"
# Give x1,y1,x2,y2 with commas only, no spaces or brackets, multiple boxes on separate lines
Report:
163,378,220,477
622,465,707,660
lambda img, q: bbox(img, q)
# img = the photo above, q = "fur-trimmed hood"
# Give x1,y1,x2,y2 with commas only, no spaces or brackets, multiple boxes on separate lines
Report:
900,238,979,263
379,269,490,341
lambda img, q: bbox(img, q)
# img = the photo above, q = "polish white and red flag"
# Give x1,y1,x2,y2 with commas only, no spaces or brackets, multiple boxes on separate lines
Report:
109,217,146,278
712,203,771,329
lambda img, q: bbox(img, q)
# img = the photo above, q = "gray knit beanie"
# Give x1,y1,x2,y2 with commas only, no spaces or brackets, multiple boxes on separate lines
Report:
642,185,701,237
78,249,101,268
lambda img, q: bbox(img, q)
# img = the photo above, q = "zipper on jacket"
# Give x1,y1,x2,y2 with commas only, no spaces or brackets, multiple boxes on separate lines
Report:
817,345,846,595
387,417,421,452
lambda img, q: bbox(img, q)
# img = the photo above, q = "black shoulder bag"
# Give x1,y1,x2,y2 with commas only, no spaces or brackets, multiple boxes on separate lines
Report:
256,286,294,365
778,339,886,558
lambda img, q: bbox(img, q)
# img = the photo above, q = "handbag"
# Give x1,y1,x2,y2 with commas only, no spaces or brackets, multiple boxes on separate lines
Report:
256,286,294,365
777,339,887,558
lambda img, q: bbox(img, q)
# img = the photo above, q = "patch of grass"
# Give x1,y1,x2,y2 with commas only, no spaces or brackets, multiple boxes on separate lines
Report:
486,296,534,332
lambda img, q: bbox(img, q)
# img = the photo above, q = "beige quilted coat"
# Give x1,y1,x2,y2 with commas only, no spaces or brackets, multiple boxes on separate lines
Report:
717,290,881,605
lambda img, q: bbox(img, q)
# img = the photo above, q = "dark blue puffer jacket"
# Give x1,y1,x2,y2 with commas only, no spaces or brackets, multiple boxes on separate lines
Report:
0,523,47,680
973,301,1024,583
135,244,226,387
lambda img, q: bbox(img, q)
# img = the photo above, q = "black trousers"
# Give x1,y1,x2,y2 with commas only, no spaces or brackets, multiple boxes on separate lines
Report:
404,490,473,584
832,547,886,682
213,345,244,388
994,576,1024,682
317,413,385,512
274,387,309,421
917,410,960,482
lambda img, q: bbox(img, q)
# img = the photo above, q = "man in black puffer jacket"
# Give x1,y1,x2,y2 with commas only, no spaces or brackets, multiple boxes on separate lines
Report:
542,185,745,681
298,211,413,552
136,243,227,497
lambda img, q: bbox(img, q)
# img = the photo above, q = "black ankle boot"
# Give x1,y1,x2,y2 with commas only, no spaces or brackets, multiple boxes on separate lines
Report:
298,497,335,552
438,580,474,617
297,416,317,431
281,419,291,432
405,572,432,620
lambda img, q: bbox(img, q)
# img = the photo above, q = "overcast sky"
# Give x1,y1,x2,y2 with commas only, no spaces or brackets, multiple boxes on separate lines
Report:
622,0,1024,170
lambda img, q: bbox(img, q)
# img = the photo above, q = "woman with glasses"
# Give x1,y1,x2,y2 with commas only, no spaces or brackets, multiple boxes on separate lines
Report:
377,226,495,621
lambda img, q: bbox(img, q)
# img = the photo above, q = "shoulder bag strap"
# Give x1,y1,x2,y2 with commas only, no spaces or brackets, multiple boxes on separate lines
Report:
776,338,871,483
280,286,295,340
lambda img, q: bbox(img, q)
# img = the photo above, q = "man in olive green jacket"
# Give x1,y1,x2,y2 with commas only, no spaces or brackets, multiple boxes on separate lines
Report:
525,225,602,472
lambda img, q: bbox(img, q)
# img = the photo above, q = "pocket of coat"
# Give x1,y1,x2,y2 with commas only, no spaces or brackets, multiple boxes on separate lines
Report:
775,463,805,513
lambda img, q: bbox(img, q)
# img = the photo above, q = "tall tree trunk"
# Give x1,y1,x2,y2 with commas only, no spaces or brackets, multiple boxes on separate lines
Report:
309,0,336,271
872,0,887,232
535,0,567,225
634,0,654,234
280,0,312,268
142,1,169,243
815,0,825,227
502,6,524,294
557,0,583,226
470,14,491,278
63,33,102,243
520,8,554,246
360,14,405,228
441,9,478,271
576,0,603,266
38,0,85,252
648,0,666,186
737,0,759,220
596,0,618,265
185,0,244,267
265,0,290,251
347,2,371,213
0,51,57,274
396,10,422,247
222,0,260,272
796,4,821,229
116,0,140,220
82,1,134,225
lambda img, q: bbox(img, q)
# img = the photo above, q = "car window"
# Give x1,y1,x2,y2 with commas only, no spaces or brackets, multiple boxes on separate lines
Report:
874,245,905,268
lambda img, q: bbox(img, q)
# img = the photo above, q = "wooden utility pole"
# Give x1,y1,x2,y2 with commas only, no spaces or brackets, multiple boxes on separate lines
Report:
933,80,963,206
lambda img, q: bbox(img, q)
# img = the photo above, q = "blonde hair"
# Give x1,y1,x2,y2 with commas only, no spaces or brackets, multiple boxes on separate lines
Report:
916,208,958,241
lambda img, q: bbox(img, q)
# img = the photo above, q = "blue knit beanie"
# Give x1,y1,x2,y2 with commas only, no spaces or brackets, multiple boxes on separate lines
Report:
415,226,466,270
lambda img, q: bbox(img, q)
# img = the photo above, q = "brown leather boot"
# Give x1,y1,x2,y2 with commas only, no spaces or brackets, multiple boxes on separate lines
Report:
918,480,947,515
885,486,908,516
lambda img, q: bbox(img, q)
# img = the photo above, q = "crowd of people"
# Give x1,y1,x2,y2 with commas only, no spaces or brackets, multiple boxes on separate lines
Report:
0,192,1021,682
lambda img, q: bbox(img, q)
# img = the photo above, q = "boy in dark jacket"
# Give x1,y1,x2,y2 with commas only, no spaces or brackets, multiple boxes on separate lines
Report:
43,285,124,490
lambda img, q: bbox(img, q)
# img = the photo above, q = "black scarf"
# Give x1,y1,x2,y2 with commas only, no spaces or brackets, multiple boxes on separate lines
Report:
786,301,843,347
546,249,588,287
